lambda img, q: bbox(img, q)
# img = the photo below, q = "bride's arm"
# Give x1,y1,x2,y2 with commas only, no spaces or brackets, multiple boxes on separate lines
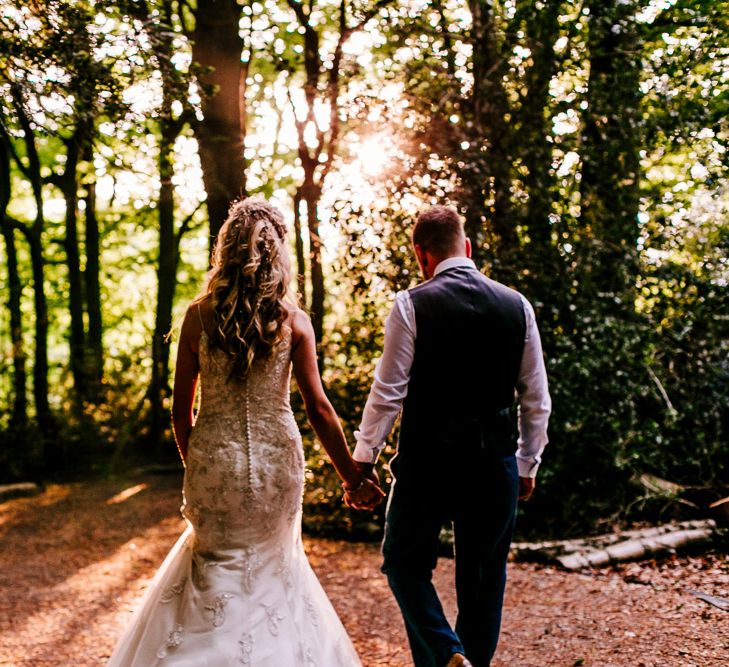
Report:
172,307,201,464
291,309,372,492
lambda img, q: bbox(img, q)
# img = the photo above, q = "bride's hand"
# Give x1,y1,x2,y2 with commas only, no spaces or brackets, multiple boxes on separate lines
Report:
343,477,385,511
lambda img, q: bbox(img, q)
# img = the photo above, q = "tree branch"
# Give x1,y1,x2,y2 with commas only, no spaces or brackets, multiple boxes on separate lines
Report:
0,114,31,180
174,199,205,252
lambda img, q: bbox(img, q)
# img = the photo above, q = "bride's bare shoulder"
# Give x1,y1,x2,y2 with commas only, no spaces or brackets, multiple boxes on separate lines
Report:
287,307,313,345
181,297,213,351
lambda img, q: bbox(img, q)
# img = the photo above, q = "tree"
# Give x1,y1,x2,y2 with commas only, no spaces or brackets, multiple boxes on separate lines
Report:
284,0,390,345
579,0,642,297
149,0,195,446
117,0,203,446
0,132,26,428
82,141,104,393
190,0,248,247
0,88,53,436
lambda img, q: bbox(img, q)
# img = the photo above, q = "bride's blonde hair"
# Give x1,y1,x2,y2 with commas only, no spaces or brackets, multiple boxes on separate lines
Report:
197,197,292,379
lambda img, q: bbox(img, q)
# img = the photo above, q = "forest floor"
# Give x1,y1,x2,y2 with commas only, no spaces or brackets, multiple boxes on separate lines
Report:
0,474,726,667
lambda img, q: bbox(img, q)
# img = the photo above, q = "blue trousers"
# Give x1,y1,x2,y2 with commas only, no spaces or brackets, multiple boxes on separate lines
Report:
382,452,519,667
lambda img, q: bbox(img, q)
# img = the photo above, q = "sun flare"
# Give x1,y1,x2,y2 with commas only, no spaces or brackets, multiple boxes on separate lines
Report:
353,136,392,177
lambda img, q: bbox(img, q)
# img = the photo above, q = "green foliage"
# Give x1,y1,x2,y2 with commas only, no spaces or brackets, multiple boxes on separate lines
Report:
0,0,726,540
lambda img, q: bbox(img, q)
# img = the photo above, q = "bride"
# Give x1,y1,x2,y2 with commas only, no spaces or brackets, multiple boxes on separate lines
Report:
107,198,384,666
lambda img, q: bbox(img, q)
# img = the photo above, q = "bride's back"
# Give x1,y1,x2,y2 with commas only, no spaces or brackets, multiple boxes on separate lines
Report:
196,321,294,424
183,313,304,551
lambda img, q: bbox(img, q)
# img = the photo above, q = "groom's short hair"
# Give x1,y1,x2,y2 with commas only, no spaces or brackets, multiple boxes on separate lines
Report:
412,206,465,255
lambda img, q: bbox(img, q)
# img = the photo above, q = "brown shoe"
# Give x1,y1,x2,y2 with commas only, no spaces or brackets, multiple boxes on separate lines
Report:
446,654,473,667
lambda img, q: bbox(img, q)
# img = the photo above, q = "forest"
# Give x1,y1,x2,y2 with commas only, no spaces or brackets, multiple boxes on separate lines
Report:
1,0,727,539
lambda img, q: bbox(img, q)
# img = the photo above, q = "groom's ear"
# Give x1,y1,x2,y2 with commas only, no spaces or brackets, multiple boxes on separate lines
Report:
465,237,472,258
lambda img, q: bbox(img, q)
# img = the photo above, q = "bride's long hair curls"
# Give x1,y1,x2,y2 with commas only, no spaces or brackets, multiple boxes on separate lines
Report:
198,197,292,380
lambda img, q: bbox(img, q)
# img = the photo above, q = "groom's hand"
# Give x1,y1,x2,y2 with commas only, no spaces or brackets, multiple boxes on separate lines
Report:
518,476,536,501
351,462,382,511
344,463,385,511
344,478,385,511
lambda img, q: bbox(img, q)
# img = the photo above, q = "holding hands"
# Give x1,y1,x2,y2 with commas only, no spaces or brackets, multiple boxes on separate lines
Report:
343,463,385,511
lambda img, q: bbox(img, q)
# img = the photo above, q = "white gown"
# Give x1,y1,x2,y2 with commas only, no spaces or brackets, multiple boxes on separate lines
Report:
108,327,362,666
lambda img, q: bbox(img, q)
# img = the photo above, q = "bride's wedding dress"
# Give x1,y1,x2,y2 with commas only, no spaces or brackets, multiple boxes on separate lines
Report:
108,326,361,666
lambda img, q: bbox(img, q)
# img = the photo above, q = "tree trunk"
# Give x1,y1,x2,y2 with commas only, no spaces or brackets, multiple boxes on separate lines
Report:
0,143,27,427
8,88,52,436
580,0,642,297
292,191,307,306
82,143,103,395
192,0,247,249
60,132,87,403
517,1,565,336
521,2,561,257
150,120,178,446
1,227,26,427
28,233,51,432
303,183,324,344
145,0,191,447
468,0,517,263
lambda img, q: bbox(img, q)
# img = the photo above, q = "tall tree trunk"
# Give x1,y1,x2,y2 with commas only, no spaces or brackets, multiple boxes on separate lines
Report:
192,0,247,249
60,131,87,402
521,2,561,255
289,2,325,342
28,233,51,432
8,88,52,436
519,0,565,328
148,0,193,447
580,0,642,297
82,143,103,395
0,143,27,427
469,0,517,264
1,227,26,426
302,183,324,344
292,191,307,305
150,120,178,446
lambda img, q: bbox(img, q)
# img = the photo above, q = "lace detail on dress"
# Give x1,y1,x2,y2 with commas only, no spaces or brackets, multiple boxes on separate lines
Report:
238,632,254,664
300,642,316,666
156,624,184,659
304,593,319,628
275,545,294,590
205,592,234,627
263,602,285,636
241,545,263,594
160,579,185,604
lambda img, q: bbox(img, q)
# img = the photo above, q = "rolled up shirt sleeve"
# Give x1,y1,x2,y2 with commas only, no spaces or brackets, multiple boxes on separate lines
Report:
515,297,552,478
353,291,415,464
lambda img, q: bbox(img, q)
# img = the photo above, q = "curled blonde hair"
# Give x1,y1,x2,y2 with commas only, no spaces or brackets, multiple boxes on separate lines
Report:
198,197,292,380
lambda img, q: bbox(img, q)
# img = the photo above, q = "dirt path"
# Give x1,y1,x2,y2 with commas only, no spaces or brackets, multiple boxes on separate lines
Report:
0,476,726,666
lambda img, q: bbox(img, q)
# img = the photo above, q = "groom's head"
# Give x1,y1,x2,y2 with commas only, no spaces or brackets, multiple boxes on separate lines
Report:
412,205,471,279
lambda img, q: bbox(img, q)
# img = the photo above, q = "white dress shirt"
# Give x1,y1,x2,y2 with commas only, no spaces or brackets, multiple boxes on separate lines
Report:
353,256,551,478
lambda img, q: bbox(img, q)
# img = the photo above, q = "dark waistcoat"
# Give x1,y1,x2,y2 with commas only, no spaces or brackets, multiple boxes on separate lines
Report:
398,266,526,464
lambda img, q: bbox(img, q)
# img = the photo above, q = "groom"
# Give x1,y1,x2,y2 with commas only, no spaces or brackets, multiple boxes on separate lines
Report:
350,206,551,667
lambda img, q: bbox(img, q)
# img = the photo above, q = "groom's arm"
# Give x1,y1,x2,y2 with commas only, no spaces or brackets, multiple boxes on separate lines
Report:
515,296,552,484
353,291,416,466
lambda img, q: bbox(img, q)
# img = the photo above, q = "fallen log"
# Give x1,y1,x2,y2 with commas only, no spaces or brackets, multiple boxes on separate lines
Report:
510,520,719,570
0,482,41,503
688,590,729,612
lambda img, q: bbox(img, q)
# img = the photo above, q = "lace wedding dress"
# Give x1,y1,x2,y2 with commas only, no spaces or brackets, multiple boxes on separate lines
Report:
108,326,362,666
